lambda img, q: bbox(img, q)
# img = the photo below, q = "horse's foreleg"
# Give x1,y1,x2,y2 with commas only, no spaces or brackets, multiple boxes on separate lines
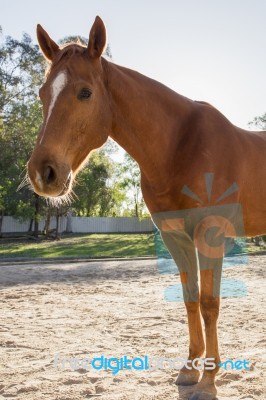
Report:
189,261,222,400
176,300,205,385
159,229,204,386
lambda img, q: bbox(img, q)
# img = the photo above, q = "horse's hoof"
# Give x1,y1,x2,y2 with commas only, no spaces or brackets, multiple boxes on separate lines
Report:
188,390,217,400
176,370,200,386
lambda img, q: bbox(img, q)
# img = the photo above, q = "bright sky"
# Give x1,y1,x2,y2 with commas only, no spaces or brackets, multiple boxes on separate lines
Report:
1,0,266,130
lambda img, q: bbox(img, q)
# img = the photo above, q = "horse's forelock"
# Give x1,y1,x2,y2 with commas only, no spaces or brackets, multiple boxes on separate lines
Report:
45,44,86,76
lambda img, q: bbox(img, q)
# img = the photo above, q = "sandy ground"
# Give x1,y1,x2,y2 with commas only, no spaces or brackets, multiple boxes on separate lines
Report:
0,257,265,400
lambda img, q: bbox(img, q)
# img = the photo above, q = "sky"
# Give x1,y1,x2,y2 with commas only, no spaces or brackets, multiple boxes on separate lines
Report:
1,0,266,132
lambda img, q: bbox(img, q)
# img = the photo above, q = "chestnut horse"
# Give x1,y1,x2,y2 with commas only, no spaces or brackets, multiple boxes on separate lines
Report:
27,17,266,400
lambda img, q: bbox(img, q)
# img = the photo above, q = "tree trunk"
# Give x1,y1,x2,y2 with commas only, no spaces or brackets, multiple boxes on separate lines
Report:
134,192,139,218
55,208,60,240
44,207,51,237
135,202,139,218
0,209,4,237
28,218,33,232
66,210,72,233
33,193,40,238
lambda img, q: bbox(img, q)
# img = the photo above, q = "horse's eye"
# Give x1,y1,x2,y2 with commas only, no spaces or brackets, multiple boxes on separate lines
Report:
78,88,92,100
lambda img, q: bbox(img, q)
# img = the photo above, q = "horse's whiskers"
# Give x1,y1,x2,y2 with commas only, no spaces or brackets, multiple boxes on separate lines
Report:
46,188,77,208
17,173,32,192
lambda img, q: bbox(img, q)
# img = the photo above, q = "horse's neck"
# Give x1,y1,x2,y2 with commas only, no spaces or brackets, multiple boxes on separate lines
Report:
106,59,193,187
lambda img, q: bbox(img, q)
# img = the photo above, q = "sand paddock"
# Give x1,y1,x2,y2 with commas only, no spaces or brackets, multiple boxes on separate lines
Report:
0,257,265,400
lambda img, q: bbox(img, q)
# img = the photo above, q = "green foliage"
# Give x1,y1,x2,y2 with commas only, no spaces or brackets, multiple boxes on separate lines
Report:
58,35,112,59
0,32,46,224
248,113,266,130
58,35,88,47
118,153,148,218
72,150,125,216
0,32,45,114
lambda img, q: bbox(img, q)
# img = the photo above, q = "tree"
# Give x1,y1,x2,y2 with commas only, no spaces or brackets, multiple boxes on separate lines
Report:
0,32,44,114
0,30,46,234
248,113,266,130
58,35,112,59
72,150,125,217
119,153,148,218
248,112,266,245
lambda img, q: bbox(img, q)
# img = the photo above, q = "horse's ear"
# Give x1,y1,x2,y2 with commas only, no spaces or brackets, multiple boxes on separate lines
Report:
88,16,106,59
37,24,59,62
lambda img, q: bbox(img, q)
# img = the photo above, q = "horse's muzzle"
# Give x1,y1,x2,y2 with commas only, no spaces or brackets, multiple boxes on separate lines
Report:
27,156,72,198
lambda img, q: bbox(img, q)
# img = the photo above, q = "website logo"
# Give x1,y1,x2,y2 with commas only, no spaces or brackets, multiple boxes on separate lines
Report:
152,173,248,301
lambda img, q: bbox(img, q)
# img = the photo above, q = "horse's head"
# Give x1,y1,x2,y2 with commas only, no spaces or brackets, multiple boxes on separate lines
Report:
27,16,111,198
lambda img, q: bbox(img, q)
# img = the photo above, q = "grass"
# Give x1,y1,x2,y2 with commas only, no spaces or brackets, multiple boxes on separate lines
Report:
0,233,264,260
0,233,156,259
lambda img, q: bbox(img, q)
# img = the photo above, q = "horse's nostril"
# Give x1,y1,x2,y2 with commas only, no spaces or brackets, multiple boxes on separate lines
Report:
44,165,56,185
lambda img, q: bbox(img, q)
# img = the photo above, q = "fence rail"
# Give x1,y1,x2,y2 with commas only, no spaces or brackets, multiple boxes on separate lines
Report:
1,216,154,234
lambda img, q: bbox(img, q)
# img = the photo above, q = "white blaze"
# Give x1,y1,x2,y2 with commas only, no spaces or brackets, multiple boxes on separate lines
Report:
39,71,67,144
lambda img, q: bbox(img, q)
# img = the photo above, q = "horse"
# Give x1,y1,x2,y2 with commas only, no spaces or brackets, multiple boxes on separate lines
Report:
27,16,266,400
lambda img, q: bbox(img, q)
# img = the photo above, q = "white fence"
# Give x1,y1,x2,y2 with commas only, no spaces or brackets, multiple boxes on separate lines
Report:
1,216,154,234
